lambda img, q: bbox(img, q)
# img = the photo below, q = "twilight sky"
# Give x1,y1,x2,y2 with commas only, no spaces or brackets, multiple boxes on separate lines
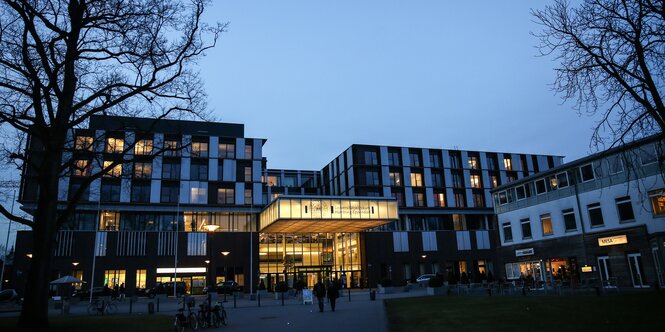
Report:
198,0,600,171
0,1,604,247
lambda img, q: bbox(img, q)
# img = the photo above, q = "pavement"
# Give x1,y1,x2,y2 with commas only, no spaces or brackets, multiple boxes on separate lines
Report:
0,288,431,332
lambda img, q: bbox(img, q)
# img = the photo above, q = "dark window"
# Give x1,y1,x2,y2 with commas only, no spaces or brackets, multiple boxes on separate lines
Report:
190,162,208,181
454,190,466,207
452,171,464,188
473,192,485,207
535,179,547,194
391,190,404,207
449,152,461,169
100,182,121,202
429,152,441,168
520,218,532,239
562,209,577,231
431,172,444,187
615,196,635,222
161,184,180,203
409,151,421,167
131,183,151,202
163,139,181,157
502,222,513,242
388,150,401,166
588,203,604,227
579,164,595,182
162,162,181,180
413,192,425,207
68,182,90,202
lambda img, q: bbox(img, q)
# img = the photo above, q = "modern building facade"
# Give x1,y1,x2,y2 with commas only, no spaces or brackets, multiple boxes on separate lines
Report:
11,115,564,295
492,135,665,289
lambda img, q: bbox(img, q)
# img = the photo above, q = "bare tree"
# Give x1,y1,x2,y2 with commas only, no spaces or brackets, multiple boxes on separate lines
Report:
0,0,224,327
532,0,665,148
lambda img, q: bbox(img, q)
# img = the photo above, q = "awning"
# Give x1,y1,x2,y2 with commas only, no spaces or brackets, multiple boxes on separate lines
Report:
259,196,399,233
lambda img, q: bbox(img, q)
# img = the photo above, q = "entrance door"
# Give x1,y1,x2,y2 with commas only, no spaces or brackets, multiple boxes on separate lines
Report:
627,253,648,288
597,256,612,287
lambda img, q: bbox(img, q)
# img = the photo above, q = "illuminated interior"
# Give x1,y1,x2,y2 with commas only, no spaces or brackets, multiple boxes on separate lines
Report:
259,196,398,233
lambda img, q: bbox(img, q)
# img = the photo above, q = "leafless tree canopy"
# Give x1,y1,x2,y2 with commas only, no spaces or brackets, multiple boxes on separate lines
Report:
532,0,665,148
0,0,224,327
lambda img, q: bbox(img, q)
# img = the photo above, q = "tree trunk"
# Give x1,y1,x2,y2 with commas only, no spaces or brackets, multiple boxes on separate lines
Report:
17,142,64,328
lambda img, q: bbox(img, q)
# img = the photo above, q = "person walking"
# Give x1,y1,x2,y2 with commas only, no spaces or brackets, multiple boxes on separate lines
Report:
327,278,340,312
119,283,126,301
314,279,326,313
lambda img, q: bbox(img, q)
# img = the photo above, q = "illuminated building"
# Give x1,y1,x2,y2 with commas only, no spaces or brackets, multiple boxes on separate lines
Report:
12,115,563,294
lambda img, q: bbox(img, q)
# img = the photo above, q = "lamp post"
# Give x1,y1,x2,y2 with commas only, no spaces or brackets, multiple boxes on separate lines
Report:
221,251,230,302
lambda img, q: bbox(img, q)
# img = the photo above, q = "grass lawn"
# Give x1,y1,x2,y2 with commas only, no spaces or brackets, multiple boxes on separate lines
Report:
385,292,665,332
0,314,172,331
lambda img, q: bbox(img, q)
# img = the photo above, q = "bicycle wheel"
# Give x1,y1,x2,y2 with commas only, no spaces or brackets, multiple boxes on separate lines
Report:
173,317,185,332
212,312,221,328
106,302,117,314
221,309,227,326
197,313,208,329
188,313,198,330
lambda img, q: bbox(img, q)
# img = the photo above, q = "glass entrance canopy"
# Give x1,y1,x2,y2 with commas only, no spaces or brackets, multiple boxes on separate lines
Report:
259,196,399,233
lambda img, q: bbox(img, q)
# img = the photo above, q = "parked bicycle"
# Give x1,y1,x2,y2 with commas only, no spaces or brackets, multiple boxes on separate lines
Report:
212,301,227,327
174,298,198,332
87,298,117,315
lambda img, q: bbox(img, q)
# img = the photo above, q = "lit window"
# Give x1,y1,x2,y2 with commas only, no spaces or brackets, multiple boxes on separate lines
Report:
435,193,445,207
503,157,512,171
490,175,499,188
106,137,124,153
219,143,235,159
136,269,147,289
245,144,253,160
191,142,209,158
244,167,252,182
468,156,479,170
267,175,279,187
549,176,558,190
244,189,252,204
649,190,665,217
615,196,635,222
587,203,604,227
389,172,402,186
133,162,152,179
73,160,91,177
470,175,481,188
163,140,180,157
134,139,153,155
190,187,207,204
75,136,94,151
103,161,122,178
410,173,423,187
540,214,553,236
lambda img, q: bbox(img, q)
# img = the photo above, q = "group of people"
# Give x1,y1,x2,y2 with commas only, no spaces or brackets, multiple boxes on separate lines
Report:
102,282,126,300
313,278,341,312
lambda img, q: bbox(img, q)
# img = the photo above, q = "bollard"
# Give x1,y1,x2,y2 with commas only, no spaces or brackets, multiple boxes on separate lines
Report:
258,292,261,307
148,301,155,314
129,298,133,313
348,288,351,301
234,293,237,308
156,297,160,312
522,287,526,296
101,300,105,315
281,292,284,306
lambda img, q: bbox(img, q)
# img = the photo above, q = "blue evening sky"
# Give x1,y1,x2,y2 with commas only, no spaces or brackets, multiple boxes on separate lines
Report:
199,0,600,171
0,1,603,247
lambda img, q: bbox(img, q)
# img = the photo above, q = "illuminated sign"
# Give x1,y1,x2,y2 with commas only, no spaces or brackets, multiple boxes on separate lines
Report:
598,235,628,247
156,267,206,274
581,265,593,273
515,248,534,257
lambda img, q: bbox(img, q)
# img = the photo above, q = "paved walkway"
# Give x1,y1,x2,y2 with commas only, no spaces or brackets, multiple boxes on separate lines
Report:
1,288,431,332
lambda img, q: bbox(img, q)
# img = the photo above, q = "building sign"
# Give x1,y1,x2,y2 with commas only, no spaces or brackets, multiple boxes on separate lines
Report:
515,248,534,257
581,265,593,273
156,267,206,274
598,235,628,247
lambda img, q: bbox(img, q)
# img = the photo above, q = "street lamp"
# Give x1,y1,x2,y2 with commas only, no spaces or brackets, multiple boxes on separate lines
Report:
72,262,80,267
221,251,230,302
